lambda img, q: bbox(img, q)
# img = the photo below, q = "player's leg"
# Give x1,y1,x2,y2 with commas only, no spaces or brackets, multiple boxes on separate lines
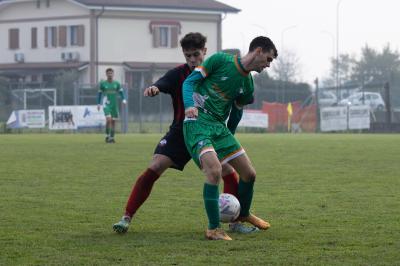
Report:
183,121,231,240
109,107,118,143
228,154,270,230
103,106,112,142
200,151,232,241
221,163,238,196
221,163,259,234
113,154,173,234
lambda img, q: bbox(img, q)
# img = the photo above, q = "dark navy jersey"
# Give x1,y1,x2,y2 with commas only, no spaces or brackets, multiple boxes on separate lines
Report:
153,64,191,130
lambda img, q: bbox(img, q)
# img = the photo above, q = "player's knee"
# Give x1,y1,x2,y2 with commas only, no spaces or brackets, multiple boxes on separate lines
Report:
204,164,222,185
243,168,256,182
148,161,167,175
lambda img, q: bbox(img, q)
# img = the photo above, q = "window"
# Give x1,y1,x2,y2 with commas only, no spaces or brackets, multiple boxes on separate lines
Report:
45,26,57,47
56,25,84,47
69,25,79,46
9,28,19,49
31,27,37,48
149,21,180,48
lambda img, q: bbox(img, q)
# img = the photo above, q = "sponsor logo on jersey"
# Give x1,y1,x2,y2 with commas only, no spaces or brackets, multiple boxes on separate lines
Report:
160,139,167,146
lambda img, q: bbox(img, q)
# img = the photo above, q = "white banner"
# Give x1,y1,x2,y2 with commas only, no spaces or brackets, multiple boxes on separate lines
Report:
6,109,45,129
320,106,348,132
320,105,370,131
238,110,268,128
348,105,370,130
49,105,105,130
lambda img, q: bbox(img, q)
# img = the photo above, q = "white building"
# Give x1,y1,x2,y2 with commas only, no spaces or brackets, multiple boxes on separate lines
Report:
0,0,239,88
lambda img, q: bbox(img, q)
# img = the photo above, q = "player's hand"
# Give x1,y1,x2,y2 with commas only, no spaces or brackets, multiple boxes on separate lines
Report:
144,86,160,97
185,107,198,118
122,99,127,105
97,105,101,111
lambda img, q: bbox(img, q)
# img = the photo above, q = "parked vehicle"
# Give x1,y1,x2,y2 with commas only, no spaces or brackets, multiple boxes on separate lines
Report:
338,92,385,111
318,91,337,107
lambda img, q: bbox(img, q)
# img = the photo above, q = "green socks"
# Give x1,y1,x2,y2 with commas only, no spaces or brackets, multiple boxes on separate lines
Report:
238,179,254,217
203,183,220,229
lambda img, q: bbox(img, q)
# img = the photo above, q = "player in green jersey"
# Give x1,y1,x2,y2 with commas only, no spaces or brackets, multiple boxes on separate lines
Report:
182,36,278,240
97,68,127,143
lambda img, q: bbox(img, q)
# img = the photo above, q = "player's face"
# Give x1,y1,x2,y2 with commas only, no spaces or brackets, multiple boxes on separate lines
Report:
106,70,114,80
183,48,207,70
253,48,275,73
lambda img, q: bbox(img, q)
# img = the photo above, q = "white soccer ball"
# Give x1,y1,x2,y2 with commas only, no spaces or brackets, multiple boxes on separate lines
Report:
219,193,241,223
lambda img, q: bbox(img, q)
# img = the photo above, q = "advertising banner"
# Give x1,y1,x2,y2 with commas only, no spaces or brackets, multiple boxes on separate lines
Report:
238,110,268,128
348,105,370,130
320,106,348,132
6,110,45,129
320,105,370,131
49,105,105,130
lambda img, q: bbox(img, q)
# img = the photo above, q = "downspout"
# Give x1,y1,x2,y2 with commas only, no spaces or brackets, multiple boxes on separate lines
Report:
95,6,105,83
218,12,227,52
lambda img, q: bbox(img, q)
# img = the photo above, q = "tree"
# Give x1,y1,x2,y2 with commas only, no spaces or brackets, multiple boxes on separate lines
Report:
353,44,400,84
271,50,301,82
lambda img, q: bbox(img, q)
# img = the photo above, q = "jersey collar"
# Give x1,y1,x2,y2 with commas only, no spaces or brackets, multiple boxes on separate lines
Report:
234,55,250,77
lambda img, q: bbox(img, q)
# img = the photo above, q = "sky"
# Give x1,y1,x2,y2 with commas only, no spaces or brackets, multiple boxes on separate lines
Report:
218,0,400,85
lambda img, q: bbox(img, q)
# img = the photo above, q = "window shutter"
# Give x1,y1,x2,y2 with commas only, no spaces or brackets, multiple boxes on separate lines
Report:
44,26,48,47
31,27,37,48
9,28,19,49
51,27,57,47
153,27,160,48
58,26,67,47
77,25,84,46
171,27,178,48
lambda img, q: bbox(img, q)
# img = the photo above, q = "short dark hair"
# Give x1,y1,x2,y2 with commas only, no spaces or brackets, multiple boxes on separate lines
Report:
180,32,207,50
106,68,114,73
249,36,278,58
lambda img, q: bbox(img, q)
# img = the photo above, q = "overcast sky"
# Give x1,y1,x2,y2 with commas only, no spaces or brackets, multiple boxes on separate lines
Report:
217,0,400,85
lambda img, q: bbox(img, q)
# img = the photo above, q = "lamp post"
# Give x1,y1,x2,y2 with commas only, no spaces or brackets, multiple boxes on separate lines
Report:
336,0,343,101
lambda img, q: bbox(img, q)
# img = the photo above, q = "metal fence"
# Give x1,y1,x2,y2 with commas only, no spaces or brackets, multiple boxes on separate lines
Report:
1,74,399,133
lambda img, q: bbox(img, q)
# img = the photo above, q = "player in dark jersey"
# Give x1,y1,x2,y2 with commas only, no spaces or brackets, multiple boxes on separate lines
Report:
113,33,256,234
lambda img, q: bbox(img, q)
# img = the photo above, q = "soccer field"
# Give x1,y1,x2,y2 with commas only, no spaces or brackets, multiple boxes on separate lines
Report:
0,134,399,265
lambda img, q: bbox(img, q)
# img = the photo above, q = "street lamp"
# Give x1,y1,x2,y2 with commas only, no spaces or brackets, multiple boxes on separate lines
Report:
336,0,343,101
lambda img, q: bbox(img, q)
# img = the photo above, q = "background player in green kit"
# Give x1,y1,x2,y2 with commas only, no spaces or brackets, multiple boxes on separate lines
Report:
97,68,127,143
183,36,278,240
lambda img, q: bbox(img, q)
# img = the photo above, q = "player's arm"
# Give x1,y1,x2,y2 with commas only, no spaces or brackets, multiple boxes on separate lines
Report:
182,70,204,118
227,102,243,134
183,54,223,118
144,68,179,97
117,83,127,104
97,82,103,110
229,75,255,133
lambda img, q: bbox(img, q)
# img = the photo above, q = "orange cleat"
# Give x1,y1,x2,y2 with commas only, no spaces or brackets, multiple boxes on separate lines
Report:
205,228,233,240
237,213,271,230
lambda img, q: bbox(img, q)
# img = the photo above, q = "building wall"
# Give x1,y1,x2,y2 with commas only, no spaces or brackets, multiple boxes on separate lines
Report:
0,0,90,64
0,0,88,20
0,1,223,84
97,12,219,63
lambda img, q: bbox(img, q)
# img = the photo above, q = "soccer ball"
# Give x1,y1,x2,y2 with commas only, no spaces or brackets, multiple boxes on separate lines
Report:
219,193,241,223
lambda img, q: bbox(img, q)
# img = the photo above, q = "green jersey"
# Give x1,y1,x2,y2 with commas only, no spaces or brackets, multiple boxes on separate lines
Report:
190,52,254,123
98,80,123,106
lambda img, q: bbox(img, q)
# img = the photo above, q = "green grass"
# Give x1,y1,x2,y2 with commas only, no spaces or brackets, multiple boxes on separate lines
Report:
0,134,399,265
